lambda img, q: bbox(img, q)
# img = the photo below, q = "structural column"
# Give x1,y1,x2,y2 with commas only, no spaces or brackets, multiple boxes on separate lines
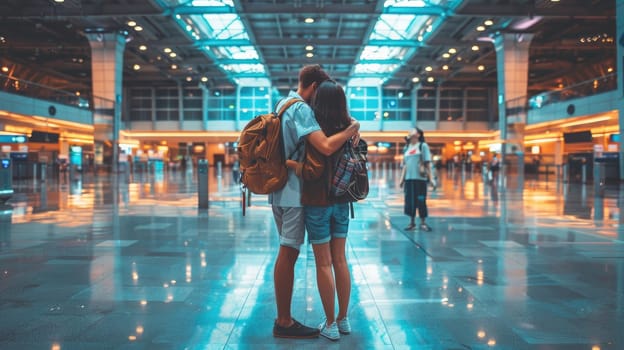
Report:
85,31,127,172
616,1,624,180
494,32,533,183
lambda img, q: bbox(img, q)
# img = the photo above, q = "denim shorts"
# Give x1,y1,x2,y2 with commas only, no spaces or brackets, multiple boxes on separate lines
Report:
305,203,350,245
272,206,305,250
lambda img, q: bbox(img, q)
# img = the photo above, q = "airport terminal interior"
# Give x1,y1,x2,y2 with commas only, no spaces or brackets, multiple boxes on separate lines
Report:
1,0,624,349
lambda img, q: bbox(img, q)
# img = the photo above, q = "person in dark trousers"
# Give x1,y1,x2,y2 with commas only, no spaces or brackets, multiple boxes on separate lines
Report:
399,128,432,232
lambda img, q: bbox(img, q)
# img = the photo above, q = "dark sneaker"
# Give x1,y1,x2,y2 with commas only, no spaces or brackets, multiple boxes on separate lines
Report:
273,319,320,339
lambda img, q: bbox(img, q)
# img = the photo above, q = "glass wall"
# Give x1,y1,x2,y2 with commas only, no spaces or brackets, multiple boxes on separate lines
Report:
183,88,202,121
207,88,235,121
128,88,152,121
346,86,379,121
126,84,493,125
239,86,271,121
382,88,411,121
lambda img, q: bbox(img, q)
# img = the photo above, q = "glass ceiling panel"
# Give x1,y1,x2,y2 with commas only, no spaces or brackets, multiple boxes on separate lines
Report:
352,0,446,84
223,64,265,74
166,0,266,80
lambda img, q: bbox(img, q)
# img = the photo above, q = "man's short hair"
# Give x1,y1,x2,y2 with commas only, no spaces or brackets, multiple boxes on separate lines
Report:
299,64,330,88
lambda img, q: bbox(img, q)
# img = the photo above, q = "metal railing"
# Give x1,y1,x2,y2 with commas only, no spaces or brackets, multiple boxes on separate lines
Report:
527,73,617,110
0,73,95,110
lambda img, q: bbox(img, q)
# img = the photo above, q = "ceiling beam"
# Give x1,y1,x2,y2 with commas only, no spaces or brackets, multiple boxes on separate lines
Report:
457,4,612,19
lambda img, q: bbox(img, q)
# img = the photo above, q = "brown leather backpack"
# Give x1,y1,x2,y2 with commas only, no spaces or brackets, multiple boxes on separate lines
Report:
237,98,303,194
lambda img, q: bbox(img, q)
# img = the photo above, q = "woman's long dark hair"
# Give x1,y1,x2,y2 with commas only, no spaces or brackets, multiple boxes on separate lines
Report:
312,80,351,136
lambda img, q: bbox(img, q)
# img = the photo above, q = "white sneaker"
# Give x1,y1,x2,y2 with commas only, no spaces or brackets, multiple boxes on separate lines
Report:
318,320,340,341
337,317,351,334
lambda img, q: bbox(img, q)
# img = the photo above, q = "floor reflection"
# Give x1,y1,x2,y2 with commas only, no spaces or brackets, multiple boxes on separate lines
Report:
0,168,623,349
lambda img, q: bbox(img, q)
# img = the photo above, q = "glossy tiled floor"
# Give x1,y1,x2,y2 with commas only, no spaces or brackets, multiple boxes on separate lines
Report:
1,167,623,349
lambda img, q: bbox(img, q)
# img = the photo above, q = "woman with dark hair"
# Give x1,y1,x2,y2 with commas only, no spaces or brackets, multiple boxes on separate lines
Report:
399,127,432,231
286,80,354,341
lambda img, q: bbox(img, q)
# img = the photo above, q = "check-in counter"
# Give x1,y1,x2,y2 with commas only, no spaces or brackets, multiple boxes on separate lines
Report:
0,158,13,204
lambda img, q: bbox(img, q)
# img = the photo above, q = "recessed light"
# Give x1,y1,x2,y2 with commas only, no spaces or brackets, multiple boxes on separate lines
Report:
427,77,434,82
484,20,494,26
127,21,137,27
425,66,433,71
169,52,177,58
448,48,457,54
1,66,9,72
477,65,485,71
139,45,147,51
305,45,314,51
134,26,143,31
133,64,141,70
476,25,486,32
306,52,314,58
171,64,178,69
411,77,420,83
472,45,479,51
164,48,172,53
201,77,208,82
442,65,449,70
54,0,64,2
304,17,314,24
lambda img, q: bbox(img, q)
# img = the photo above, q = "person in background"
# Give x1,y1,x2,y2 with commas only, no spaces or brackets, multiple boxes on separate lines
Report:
270,65,360,339
286,80,354,341
399,128,432,232
489,153,500,185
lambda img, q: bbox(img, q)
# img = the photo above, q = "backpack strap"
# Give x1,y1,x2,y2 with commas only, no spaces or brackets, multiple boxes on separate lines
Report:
275,98,303,118
273,97,304,162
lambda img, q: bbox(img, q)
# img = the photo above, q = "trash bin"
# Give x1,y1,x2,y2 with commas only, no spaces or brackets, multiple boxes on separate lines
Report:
198,159,209,209
0,158,13,204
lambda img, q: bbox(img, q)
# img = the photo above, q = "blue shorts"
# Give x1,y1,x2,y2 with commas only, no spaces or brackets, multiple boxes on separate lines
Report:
305,203,350,245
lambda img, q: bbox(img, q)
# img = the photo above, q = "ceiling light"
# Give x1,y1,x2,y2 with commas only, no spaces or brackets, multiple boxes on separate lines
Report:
139,45,147,51
427,77,434,83
164,48,172,53
134,26,143,31
304,17,315,24
75,91,80,96
186,76,192,82
1,66,8,72
442,53,450,58
306,52,314,58
169,52,177,58
201,77,208,82
412,77,420,83
54,0,64,2
484,20,494,26
127,20,137,27
442,65,449,70
472,45,479,51
448,48,456,54
425,66,432,72
305,45,314,51
133,64,140,70
171,64,178,70
477,65,485,71
476,26,486,32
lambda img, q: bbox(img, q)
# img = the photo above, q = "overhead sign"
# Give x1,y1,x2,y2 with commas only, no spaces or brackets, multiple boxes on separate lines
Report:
0,134,27,143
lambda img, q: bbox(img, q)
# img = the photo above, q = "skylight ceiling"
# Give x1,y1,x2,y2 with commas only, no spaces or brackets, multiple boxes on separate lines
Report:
350,0,464,86
172,0,266,78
